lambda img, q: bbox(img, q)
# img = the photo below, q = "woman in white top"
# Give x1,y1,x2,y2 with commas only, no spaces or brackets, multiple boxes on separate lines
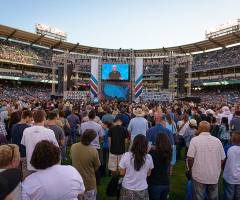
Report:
176,114,189,160
21,140,85,200
119,134,154,200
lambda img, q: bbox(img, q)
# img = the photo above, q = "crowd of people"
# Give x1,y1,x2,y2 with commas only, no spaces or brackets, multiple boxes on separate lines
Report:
191,76,240,85
0,71,53,80
0,98,240,200
1,38,240,75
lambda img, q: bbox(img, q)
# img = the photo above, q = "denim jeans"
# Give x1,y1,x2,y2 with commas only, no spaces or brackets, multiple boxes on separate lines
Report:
61,136,68,161
222,178,240,200
191,177,218,200
221,139,228,147
177,137,185,160
148,184,171,200
95,149,101,184
67,128,77,147
102,147,111,176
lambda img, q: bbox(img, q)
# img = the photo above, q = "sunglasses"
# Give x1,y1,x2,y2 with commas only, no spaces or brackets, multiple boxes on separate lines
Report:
0,144,15,162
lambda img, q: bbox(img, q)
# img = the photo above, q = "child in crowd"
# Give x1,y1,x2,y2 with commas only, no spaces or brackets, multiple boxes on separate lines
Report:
185,171,208,200
102,120,114,176
218,117,230,147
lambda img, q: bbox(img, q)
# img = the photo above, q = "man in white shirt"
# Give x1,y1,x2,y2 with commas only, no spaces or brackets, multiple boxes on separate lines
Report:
215,106,233,125
21,110,59,176
188,121,225,200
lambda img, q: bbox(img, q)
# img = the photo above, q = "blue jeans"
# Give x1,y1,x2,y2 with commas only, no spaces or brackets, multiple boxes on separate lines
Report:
148,184,170,200
222,178,240,200
221,139,228,147
67,128,77,147
102,147,111,176
61,136,68,161
191,177,218,200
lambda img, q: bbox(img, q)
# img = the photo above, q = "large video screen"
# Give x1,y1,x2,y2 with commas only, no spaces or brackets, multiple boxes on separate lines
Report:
102,64,129,80
101,82,130,101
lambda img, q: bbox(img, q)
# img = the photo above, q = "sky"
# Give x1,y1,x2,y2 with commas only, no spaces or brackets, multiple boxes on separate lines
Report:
1,0,240,49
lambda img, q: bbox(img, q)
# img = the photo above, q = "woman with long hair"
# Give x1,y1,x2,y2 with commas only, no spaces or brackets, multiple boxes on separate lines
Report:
119,134,154,200
218,117,230,147
102,120,114,176
165,114,176,176
176,114,189,160
6,111,20,141
147,132,173,200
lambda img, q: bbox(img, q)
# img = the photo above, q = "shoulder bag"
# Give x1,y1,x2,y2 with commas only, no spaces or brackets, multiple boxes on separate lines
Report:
172,123,179,145
63,118,71,136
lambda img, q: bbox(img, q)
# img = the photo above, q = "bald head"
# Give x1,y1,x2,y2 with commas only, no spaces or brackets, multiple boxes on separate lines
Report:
199,121,211,133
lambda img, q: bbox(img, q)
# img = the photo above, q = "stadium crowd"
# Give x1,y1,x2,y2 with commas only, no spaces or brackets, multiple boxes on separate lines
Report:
0,71,52,80
1,38,240,75
0,98,240,200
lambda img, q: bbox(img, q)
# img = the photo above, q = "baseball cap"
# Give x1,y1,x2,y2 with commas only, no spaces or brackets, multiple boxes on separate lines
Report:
0,168,22,200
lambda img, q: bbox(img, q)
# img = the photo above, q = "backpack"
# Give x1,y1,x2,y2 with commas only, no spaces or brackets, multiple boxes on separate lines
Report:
63,119,70,136
148,114,155,126
106,174,122,198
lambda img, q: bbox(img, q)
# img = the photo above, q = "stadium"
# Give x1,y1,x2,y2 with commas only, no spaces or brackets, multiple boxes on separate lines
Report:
1,14,240,200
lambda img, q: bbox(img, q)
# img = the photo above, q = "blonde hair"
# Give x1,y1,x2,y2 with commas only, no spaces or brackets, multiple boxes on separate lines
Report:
5,110,13,120
112,110,118,117
0,144,19,168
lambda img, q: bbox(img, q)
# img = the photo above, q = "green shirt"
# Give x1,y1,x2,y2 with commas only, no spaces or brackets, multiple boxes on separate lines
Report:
70,142,100,191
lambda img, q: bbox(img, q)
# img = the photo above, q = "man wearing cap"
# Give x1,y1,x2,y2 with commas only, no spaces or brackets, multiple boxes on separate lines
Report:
215,106,233,125
127,108,149,149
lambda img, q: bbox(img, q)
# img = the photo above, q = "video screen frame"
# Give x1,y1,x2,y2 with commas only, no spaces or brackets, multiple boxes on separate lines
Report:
101,64,129,81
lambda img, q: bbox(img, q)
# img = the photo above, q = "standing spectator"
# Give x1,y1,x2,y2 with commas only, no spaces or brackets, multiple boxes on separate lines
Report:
188,121,225,200
0,144,21,200
218,117,230,147
147,119,174,147
183,119,198,159
221,131,240,199
11,110,32,178
128,108,149,149
21,110,59,176
97,107,106,120
79,110,105,185
176,114,189,160
102,120,114,177
102,107,115,122
209,116,219,138
0,121,7,136
0,102,7,113
108,118,129,177
64,104,71,118
22,140,85,200
165,114,176,176
162,107,174,121
230,110,240,132
67,108,80,147
45,112,65,147
114,108,129,129
71,129,101,200
59,110,70,161
174,108,182,125
74,106,82,122
147,132,173,200
119,134,154,200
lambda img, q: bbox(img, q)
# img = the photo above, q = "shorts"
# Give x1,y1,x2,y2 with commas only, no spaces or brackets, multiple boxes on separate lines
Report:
83,188,97,200
108,153,123,171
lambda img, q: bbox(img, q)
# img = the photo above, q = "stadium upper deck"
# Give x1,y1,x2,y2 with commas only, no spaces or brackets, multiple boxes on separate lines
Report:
1,24,240,54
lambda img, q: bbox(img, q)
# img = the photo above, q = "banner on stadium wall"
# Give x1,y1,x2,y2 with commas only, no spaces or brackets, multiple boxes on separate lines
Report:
64,91,90,101
135,58,143,99
141,92,174,103
91,59,98,97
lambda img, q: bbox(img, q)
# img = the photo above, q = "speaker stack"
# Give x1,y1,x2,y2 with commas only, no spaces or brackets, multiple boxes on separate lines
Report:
177,65,185,94
58,67,63,92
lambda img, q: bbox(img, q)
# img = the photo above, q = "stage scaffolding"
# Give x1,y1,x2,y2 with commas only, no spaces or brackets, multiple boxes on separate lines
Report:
52,50,193,102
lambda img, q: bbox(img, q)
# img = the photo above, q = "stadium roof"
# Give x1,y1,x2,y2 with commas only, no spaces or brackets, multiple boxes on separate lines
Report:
1,24,240,54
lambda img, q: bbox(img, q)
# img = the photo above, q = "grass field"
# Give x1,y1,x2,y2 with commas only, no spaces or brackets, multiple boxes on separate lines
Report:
62,143,224,200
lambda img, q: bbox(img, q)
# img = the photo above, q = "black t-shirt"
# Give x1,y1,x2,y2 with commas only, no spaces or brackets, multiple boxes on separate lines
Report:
65,110,71,118
210,125,219,138
109,71,121,80
147,150,170,185
97,111,107,120
108,125,129,155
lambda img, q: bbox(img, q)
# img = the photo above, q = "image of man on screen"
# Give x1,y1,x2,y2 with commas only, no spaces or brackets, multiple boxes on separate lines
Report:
108,65,122,80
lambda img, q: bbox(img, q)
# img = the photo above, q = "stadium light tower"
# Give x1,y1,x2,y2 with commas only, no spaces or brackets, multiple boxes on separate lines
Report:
36,23,67,41
205,19,240,39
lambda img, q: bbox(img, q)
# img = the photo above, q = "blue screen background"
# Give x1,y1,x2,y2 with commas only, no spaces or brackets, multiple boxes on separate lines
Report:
102,64,129,80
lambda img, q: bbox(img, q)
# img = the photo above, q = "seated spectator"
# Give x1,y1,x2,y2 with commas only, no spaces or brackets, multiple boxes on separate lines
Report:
147,132,173,200
0,144,21,200
119,134,154,200
21,140,85,199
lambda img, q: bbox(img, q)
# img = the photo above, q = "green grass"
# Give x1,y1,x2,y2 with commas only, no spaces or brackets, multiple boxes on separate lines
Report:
62,143,223,200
